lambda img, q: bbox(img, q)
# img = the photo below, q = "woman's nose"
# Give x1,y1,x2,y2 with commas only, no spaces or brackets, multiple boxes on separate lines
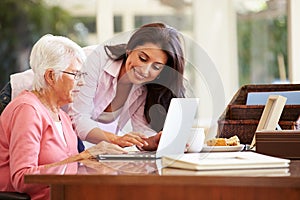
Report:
76,78,85,86
140,64,152,77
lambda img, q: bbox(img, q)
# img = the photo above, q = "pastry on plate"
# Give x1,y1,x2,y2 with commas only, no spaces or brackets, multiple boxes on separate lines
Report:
206,135,240,146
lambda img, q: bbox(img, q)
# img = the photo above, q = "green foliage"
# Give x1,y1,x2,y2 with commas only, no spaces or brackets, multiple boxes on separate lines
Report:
0,0,74,89
237,14,288,86
268,16,288,78
237,19,252,85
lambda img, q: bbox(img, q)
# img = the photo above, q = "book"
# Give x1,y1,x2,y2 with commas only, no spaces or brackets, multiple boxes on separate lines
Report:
161,167,290,177
161,151,290,171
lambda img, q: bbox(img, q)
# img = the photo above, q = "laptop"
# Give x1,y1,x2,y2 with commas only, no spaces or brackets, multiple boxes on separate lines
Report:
97,98,199,160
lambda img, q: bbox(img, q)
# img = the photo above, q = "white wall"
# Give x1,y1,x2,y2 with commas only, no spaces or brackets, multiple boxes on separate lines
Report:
96,0,114,43
192,0,239,139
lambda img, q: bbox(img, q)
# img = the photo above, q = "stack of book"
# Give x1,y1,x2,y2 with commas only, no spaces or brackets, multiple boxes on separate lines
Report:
161,151,290,176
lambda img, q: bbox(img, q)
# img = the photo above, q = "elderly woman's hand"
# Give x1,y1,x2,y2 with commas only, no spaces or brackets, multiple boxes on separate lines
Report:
44,141,127,169
87,141,127,156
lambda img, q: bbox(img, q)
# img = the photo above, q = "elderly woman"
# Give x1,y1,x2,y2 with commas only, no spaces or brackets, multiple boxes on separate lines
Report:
0,35,125,200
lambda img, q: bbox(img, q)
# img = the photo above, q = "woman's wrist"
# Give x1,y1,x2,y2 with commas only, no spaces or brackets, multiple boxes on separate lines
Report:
86,128,117,144
108,134,119,145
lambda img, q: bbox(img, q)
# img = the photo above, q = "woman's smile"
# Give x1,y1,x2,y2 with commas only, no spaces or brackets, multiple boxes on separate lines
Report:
133,67,148,80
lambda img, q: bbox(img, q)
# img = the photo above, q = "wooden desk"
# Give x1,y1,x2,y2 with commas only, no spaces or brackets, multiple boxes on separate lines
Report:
25,159,300,200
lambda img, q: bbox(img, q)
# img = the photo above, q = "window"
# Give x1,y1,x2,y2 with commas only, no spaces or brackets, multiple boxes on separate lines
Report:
236,0,288,85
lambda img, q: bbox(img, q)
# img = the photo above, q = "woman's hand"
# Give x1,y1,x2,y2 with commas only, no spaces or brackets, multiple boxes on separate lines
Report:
44,141,127,169
139,132,162,151
87,141,128,156
111,133,149,148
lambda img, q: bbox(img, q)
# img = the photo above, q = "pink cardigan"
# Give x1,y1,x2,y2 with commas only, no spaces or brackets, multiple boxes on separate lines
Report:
0,91,78,200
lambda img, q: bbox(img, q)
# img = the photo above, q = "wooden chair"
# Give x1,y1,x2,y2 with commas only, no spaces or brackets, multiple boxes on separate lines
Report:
0,192,31,200
0,82,11,115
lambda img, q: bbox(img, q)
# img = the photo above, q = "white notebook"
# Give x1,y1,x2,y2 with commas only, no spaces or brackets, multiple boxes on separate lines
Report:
161,167,290,177
162,151,290,171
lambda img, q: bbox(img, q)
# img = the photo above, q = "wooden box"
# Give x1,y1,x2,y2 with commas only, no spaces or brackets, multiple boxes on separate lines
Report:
256,130,300,159
217,84,300,144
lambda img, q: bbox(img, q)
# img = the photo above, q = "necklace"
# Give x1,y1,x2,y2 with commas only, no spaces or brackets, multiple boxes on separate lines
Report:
32,90,60,121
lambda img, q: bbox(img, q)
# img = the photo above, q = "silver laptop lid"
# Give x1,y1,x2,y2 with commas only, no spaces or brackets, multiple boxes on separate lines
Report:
97,98,199,160
156,98,199,158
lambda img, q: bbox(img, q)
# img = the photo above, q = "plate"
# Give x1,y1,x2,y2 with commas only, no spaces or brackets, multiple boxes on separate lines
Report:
201,144,245,152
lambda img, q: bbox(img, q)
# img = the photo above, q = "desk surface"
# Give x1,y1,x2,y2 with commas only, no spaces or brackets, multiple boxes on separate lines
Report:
25,158,300,200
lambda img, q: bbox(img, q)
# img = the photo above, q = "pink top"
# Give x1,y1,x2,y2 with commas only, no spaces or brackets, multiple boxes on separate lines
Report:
68,45,156,140
0,91,78,200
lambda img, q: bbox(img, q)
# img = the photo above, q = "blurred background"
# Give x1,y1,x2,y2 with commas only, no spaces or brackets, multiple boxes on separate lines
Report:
1,0,299,136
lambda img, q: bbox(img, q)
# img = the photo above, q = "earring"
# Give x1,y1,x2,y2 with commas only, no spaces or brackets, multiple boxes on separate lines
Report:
156,75,160,80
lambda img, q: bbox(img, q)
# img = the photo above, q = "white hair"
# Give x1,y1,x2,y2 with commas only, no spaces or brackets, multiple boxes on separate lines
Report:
30,34,86,91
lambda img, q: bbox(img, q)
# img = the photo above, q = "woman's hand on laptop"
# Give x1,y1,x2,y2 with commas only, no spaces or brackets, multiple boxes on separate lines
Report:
138,132,162,151
112,133,149,148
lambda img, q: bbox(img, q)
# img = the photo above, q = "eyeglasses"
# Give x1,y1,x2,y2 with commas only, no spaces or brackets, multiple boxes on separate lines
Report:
60,70,87,80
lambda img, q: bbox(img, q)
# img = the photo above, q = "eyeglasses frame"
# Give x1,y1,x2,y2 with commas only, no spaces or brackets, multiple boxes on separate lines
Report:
60,70,87,80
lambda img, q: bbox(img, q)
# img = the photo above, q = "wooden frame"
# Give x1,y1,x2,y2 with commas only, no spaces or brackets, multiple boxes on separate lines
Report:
250,95,287,148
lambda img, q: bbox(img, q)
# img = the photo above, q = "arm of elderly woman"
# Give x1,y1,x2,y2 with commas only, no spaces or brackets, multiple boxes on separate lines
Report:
45,141,127,168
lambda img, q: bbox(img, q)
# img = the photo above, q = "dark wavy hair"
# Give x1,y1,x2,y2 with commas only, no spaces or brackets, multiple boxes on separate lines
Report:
104,22,185,132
